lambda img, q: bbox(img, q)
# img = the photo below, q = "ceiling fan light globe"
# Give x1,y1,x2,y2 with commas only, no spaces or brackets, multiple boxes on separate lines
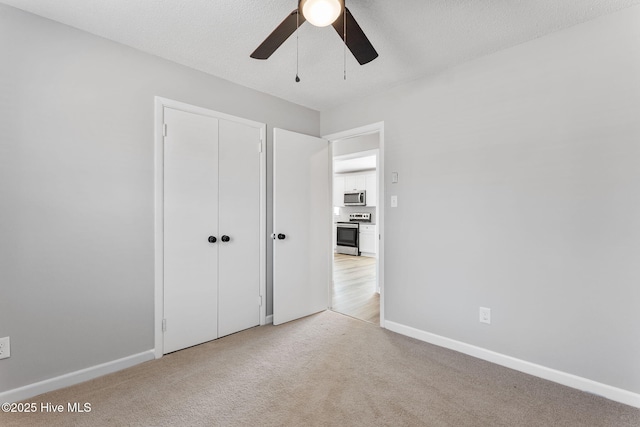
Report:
300,0,343,27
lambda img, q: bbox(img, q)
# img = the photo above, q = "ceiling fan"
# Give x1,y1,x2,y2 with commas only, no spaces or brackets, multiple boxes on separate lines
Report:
250,0,378,66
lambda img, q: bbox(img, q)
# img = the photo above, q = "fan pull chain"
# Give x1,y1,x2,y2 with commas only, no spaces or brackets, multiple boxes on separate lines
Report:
295,9,301,83
343,3,347,80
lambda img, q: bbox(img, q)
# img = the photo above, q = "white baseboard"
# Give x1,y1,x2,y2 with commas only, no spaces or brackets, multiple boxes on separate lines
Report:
265,314,273,324
0,350,155,403
384,320,640,409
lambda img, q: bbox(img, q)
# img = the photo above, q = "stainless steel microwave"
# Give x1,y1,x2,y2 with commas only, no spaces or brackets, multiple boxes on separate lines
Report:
344,191,366,206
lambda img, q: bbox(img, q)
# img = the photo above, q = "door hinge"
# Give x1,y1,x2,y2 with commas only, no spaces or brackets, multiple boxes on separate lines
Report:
162,318,167,332
163,123,167,137
258,142,263,153
259,295,263,306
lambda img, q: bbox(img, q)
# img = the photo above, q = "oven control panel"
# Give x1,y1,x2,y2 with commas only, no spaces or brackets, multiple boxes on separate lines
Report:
349,212,371,222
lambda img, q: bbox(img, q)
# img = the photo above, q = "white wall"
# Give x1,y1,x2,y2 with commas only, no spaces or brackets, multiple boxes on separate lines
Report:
333,133,379,157
322,6,640,395
0,4,318,394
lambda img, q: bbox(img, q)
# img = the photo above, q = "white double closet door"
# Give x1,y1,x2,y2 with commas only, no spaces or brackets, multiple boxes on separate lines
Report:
163,107,261,354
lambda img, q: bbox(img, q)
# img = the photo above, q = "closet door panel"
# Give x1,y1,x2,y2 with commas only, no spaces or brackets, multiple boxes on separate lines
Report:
163,107,219,354
217,119,261,337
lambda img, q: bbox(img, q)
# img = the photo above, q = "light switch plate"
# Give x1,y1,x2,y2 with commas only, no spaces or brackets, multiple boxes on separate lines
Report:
479,307,491,324
0,336,10,360
391,195,398,207
391,172,398,183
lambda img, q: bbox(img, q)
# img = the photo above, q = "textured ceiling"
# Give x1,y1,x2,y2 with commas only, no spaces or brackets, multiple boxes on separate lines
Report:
2,0,639,111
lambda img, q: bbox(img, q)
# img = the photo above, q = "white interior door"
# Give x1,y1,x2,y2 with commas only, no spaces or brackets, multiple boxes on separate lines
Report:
217,118,261,337
163,107,219,353
273,128,331,325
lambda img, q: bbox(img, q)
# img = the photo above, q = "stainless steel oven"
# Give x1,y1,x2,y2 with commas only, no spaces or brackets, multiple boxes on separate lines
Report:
336,222,359,256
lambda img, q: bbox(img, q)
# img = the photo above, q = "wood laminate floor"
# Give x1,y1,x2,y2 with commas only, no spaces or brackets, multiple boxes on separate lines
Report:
332,253,379,324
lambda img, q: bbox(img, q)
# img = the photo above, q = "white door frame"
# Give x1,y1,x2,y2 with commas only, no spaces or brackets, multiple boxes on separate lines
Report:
153,97,267,359
323,122,385,327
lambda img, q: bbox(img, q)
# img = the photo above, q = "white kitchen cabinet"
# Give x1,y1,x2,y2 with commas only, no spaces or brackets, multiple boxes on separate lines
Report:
333,175,345,207
359,224,377,256
344,174,366,191
364,172,376,207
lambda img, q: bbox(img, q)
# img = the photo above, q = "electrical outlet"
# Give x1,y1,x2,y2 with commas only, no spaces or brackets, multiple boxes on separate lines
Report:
0,336,10,359
479,307,491,324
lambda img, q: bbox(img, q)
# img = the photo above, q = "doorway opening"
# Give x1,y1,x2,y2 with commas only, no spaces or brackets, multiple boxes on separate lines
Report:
324,124,384,326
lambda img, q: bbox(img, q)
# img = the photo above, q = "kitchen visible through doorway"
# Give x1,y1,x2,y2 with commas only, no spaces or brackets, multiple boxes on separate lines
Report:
331,141,380,324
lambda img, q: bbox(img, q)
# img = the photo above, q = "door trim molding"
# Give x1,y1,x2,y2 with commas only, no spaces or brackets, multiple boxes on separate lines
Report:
154,97,267,359
323,122,385,327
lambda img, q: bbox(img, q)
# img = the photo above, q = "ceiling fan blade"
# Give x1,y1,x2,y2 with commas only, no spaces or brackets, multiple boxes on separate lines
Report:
332,8,378,65
251,9,306,60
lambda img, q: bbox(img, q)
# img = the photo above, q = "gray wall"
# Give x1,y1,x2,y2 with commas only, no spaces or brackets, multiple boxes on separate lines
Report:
322,6,640,394
0,4,318,393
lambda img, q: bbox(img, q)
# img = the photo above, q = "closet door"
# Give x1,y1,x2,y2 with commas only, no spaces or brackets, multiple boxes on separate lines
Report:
163,107,219,354
217,119,261,337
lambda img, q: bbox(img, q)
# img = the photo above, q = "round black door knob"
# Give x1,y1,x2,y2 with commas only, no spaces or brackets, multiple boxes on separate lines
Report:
221,235,230,242
208,236,217,243
277,233,286,240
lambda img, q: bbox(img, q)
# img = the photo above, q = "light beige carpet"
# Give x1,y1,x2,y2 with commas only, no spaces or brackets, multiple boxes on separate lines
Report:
2,311,638,426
